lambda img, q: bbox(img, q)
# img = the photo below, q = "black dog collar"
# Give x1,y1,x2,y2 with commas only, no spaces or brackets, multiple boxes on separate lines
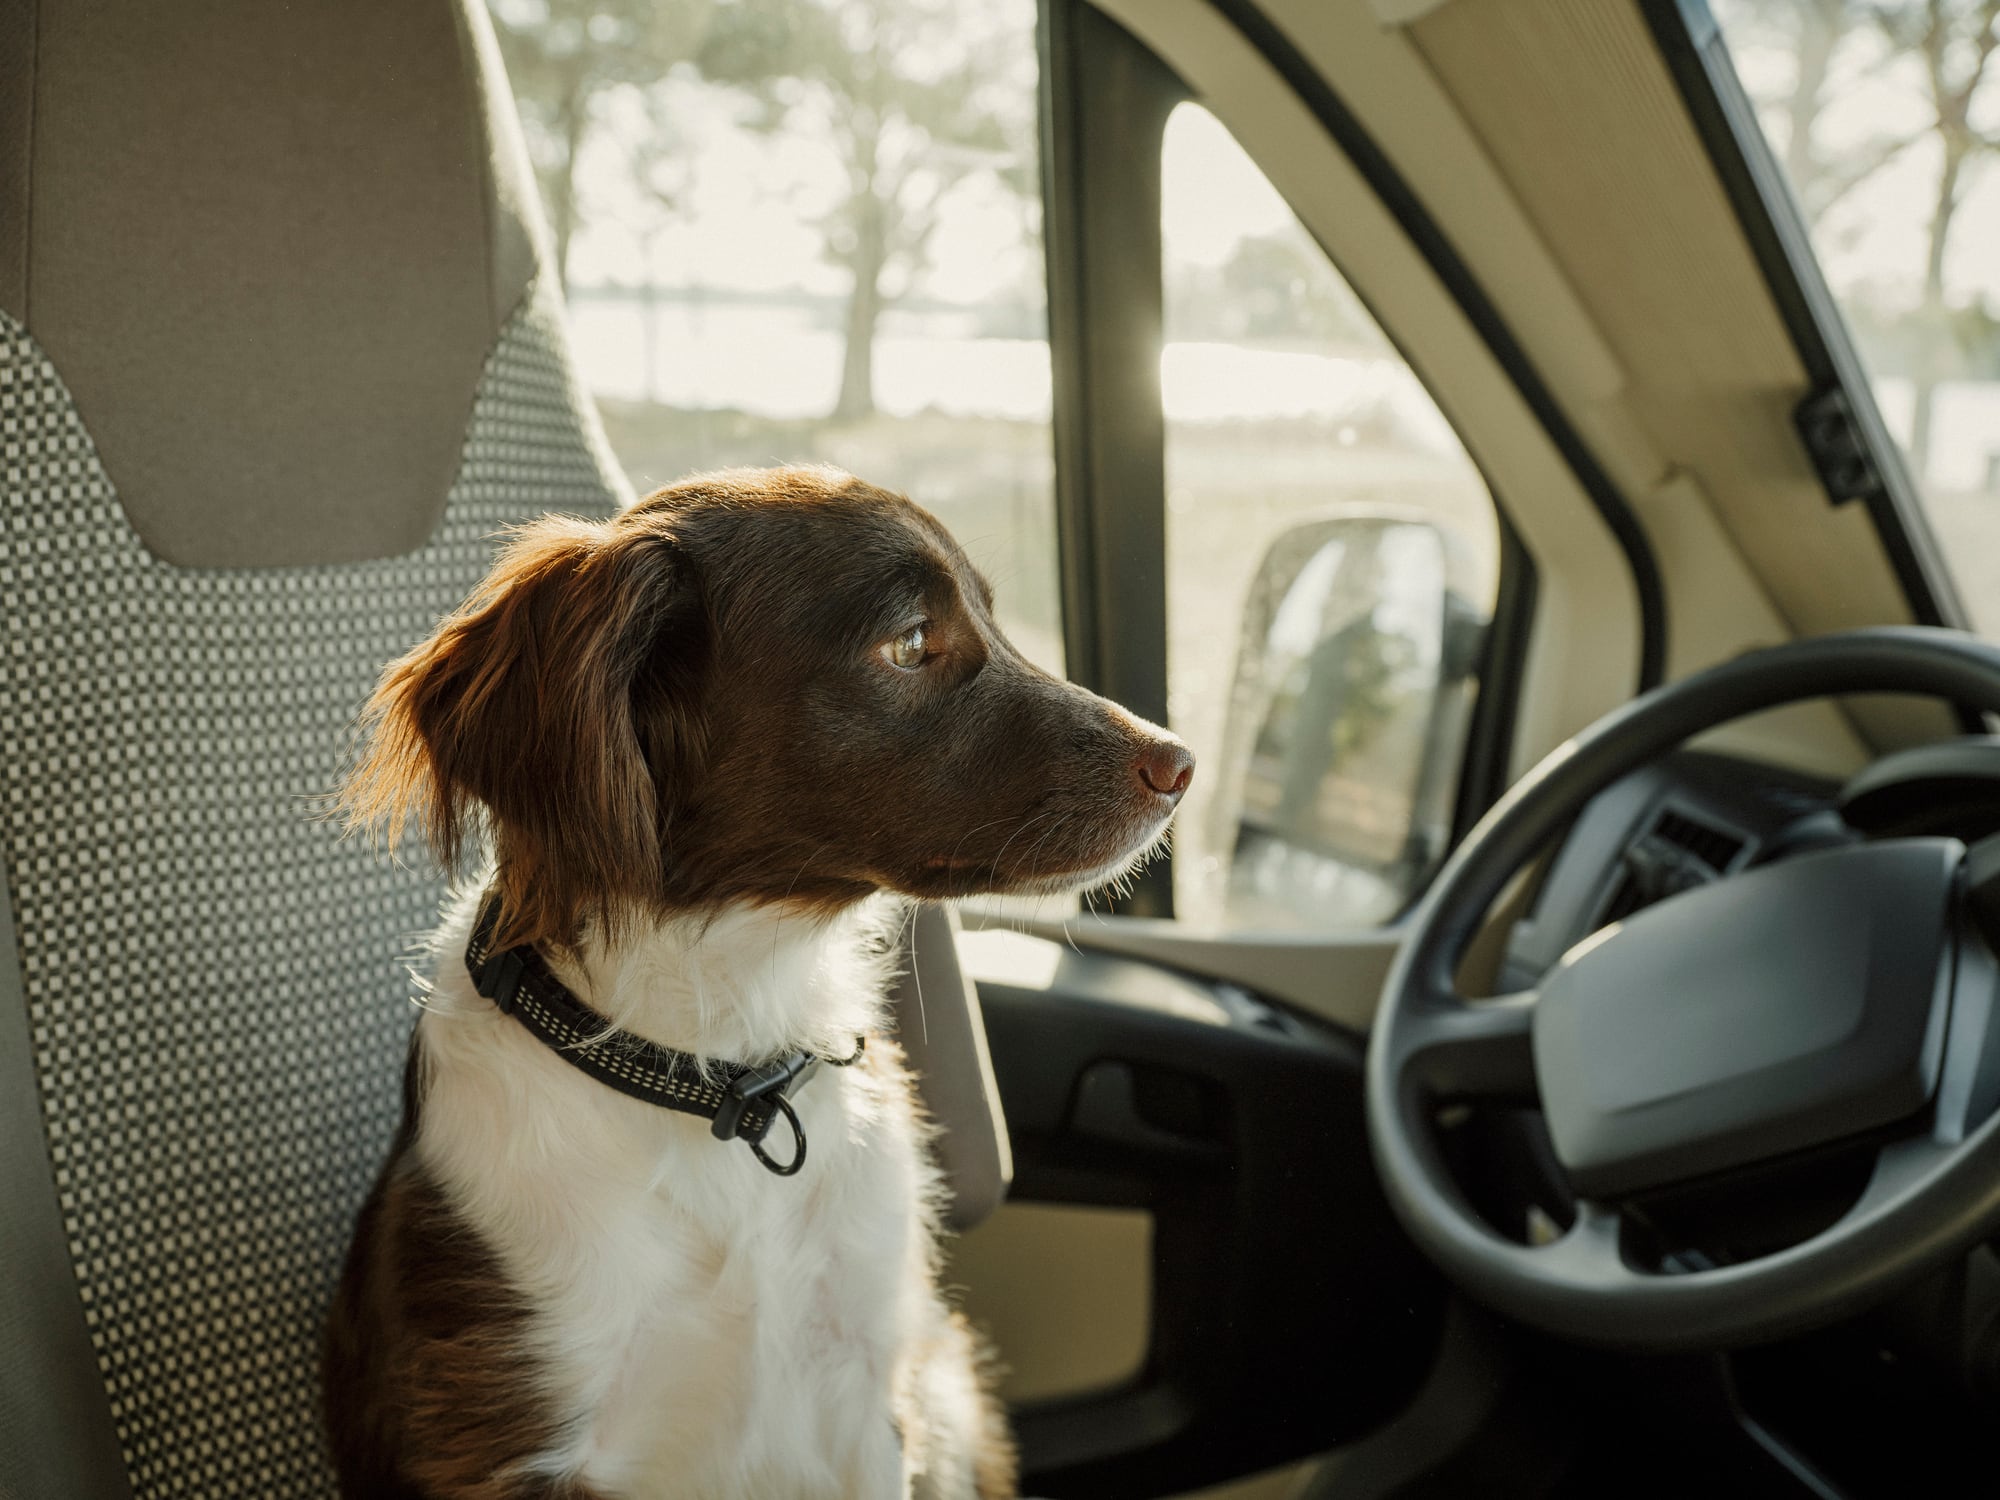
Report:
463,893,863,1176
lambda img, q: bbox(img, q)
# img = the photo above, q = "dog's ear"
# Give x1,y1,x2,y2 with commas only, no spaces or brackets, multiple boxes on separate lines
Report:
343,513,700,950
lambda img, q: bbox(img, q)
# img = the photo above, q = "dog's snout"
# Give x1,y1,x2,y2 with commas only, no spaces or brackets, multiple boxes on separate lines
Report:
1136,738,1195,799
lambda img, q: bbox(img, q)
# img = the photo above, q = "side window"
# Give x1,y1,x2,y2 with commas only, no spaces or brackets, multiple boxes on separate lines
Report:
1161,104,1501,933
485,0,1062,672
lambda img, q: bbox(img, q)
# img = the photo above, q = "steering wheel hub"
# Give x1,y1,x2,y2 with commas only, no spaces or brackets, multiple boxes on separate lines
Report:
1533,838,1956,1198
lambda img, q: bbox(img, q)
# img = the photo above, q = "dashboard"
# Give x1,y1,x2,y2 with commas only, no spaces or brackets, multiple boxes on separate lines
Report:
1499,750,1844,993
1502,739,2000,996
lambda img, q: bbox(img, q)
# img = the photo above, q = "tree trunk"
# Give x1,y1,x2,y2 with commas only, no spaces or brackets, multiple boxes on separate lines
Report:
832,195,889,423
1909,137,1969,483
642,275,660,402
1784,0,1842,215
550,93,590,295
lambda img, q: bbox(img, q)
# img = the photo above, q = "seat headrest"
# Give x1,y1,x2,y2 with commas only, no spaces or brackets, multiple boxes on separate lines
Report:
0,0,551,567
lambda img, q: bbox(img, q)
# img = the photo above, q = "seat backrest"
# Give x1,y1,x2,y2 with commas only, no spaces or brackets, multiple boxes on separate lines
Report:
2,6,1011,1496
0,3,626,1495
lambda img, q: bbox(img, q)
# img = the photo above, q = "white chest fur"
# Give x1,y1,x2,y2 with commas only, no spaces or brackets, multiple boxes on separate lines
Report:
412,895,976,1499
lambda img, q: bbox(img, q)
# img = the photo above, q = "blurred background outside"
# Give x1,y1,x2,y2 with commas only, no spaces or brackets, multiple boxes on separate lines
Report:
484,0,2000,928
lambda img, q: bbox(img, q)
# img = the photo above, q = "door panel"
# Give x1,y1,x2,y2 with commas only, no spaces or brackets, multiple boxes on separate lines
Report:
956,935,1445,1498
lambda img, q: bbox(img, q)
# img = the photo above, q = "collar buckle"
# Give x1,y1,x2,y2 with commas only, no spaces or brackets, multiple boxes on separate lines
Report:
714,1053,820,1177
711,1052,819,1144
471,944,526,1014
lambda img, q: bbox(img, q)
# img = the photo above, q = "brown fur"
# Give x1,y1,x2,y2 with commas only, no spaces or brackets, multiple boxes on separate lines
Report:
342,509,700,955
343,466,1190,952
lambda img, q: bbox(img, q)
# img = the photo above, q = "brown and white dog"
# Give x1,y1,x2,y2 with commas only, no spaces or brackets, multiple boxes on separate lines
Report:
322,467,1193,1500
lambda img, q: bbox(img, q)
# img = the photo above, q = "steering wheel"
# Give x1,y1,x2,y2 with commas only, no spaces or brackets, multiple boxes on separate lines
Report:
1368,627,2000,1350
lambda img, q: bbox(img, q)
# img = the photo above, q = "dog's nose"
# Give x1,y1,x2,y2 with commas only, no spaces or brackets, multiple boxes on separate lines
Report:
1137,739,1195,799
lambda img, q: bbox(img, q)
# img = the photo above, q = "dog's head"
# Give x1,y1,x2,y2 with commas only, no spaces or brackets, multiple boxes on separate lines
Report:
346,466,1192,950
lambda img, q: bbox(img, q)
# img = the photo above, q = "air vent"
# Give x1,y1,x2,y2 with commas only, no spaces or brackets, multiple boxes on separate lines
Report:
1597,873,1647,927
1594,808,1747,929
1652,810,1746,873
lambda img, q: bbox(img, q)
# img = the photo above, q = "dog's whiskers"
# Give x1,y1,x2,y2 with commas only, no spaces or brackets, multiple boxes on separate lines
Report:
986,805,1070,887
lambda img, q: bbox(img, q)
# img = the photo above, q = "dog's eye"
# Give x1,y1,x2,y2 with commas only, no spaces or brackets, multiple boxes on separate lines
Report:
882,626,927,671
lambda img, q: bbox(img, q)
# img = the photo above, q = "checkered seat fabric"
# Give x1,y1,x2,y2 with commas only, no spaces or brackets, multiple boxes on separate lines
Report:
0,4,1013,1495
0,1,626,1495
0,287,623,1498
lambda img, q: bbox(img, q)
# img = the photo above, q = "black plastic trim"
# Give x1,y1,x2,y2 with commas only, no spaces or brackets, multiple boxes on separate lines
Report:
1455,512,1538,844
1039,0,1189,916
1638,0,1966,635
1209,0,1666,692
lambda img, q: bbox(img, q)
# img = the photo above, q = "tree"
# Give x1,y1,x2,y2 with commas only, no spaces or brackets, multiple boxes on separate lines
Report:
1726,0,1918,222
1217,232,1383,347
488,0,711,289
1872,0,2000,476
701,0,1036,421
1783,1,1922,219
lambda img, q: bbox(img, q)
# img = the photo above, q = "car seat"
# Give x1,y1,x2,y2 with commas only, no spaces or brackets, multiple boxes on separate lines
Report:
0,3,1008,1494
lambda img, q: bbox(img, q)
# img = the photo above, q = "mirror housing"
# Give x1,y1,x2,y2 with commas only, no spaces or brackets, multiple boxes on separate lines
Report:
1205,510,1489,931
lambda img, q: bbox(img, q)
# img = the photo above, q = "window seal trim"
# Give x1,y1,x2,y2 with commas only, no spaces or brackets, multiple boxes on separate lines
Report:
1454,511,1538,843
1637,0,1969,636
1039,0,1189,916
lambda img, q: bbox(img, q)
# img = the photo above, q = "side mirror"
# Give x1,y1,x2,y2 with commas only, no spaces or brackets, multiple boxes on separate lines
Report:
1204,511,1490,931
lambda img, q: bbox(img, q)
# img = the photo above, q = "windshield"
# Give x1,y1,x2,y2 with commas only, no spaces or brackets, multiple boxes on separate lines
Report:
1711,0,2000,632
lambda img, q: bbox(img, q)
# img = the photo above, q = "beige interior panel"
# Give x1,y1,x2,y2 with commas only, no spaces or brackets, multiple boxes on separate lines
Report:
1404,0,1883,626
960,918,1401,1031
1634,471,1869,777
1264,0,1632,412
1251,0,1959,763
944,1202,1153,1405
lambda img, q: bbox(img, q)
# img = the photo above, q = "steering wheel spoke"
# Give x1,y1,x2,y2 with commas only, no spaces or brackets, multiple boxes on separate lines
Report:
1402,991,1539,1104
1851,1131,1955,1220
1534,1197,1628,1284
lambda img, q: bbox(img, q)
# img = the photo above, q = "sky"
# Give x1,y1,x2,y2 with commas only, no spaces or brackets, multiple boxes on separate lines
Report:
563,64,1292,306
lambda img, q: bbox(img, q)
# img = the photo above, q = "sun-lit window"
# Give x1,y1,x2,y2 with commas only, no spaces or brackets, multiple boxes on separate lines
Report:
1161,103,1500,932
486,0,1063,671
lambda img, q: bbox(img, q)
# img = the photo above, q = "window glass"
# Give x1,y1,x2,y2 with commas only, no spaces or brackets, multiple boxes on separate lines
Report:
1712,0,2000,632
1162,104,1501,933
486,0,1062,672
